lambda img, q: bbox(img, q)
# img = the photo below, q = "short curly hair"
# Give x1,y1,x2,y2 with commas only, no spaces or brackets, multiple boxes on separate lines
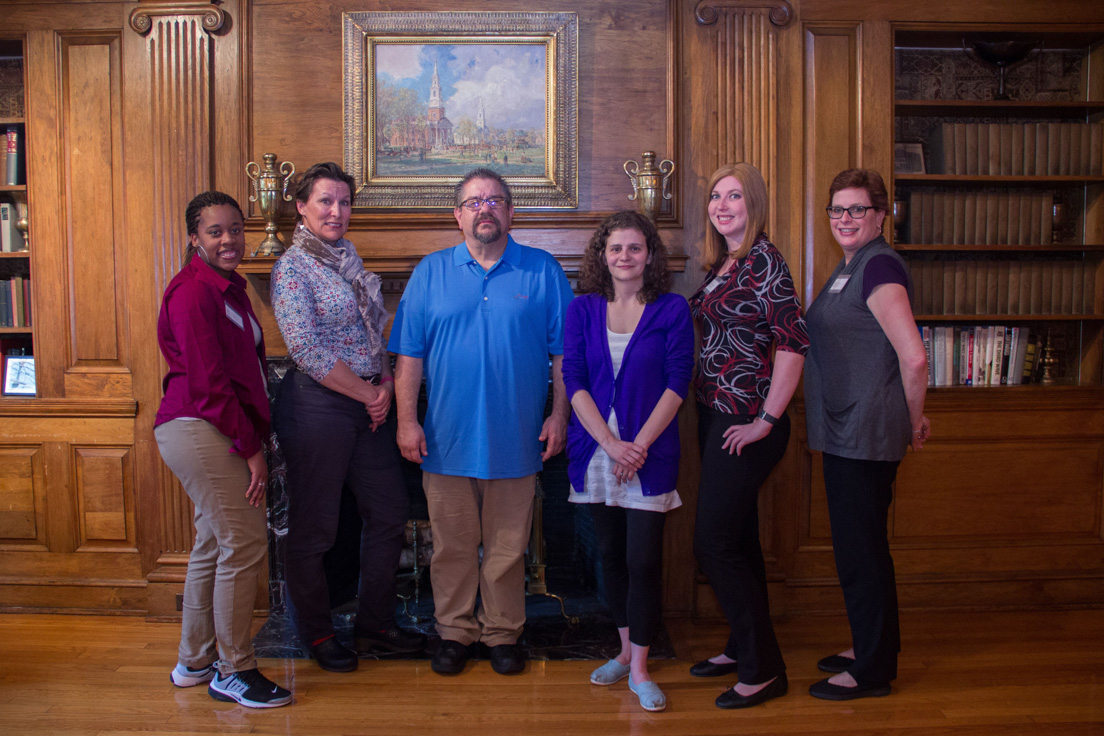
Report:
578,210,671,304
827,168,889,213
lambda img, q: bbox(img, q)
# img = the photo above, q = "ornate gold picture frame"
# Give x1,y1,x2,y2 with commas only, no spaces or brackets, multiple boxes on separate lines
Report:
342,11,578,209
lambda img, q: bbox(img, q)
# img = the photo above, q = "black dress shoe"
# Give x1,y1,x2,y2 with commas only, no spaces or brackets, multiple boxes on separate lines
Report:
431,640,470,675
489,643,526,675
715,674,788,709
309,636,358,672
808,677,891,701
354,625,428,654
816,654,855,673
689,658,739,678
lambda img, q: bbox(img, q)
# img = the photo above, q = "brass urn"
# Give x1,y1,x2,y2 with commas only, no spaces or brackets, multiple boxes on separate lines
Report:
246,153,295,256
624,151,675,222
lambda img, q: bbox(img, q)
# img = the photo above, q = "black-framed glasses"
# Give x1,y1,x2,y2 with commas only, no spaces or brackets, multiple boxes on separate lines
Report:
459,196,509,212
826,205,874,219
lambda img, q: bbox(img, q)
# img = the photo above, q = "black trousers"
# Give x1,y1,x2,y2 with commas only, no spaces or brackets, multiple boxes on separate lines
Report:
693,405,790,684
822,452,901,685
274,369,409,643
588,504,666,647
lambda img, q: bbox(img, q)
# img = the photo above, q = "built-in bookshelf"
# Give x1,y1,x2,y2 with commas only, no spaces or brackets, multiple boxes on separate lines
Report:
0,37,32,395
893,28,1104,387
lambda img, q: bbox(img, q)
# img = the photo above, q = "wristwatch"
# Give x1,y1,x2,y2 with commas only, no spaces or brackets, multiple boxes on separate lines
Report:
757,409,779,426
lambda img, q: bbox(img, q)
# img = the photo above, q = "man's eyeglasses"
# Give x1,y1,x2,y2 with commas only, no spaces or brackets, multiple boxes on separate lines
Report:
826,205,874,219
459,196,509,212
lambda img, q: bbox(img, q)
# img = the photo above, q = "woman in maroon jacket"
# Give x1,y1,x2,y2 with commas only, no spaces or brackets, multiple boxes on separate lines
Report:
154,191,290,709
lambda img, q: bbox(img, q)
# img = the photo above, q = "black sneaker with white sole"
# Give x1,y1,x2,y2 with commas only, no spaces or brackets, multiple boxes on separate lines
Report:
208,668,291,708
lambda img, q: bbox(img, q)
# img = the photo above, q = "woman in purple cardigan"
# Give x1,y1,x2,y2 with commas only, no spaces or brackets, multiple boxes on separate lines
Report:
563,210,694,712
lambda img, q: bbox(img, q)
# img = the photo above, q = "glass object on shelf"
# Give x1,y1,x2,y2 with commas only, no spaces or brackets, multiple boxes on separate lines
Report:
962,38,1039,101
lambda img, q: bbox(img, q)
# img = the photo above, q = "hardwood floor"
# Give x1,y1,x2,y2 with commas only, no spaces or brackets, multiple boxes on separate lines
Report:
0,609,1102,735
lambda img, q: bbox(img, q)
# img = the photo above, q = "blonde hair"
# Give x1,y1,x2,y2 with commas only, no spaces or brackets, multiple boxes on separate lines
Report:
702,163,768,268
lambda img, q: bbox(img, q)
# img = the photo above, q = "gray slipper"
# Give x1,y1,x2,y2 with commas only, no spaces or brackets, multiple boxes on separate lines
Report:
628,675,667,712
589,659,630,685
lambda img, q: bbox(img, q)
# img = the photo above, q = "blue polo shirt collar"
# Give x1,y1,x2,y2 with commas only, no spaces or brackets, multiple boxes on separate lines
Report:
451,235,521,271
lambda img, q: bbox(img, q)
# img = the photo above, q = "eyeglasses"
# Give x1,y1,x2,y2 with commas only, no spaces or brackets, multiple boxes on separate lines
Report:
826,205,874,219
459,196,509,212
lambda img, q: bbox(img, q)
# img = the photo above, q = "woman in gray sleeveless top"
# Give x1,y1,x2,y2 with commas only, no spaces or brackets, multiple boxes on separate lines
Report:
804,169,930,701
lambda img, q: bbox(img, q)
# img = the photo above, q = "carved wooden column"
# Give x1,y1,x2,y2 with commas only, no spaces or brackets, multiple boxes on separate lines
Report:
680,0,796,618
124,2,226,615
686,1,792,246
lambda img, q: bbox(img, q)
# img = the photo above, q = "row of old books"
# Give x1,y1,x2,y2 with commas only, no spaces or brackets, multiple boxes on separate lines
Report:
907,190,1053,245
931,122,1104,177
0,276,31,327
922,325,1041,387
909,257,1094,316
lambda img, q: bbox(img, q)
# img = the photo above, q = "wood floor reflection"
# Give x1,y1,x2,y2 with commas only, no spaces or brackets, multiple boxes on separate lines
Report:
0,608,1102,735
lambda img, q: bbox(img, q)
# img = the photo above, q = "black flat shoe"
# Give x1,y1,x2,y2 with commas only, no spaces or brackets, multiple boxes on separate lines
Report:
430,640,471,675
715,674,788,709
309,636,358,672
489,643,526,675
808,677,891,701
816,654,856,673
689,658,740,678
354,625,428,654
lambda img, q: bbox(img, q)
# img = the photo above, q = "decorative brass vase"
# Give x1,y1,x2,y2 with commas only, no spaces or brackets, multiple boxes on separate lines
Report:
624,151,675,223
13,204,28,252
246,153,295,256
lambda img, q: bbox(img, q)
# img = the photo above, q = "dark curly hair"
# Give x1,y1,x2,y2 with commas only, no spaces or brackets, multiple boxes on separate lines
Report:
292,162,356,212
182,191,244,267
578,210,671,304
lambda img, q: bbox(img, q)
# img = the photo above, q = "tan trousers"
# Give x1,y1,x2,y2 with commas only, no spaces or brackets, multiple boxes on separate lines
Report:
155,419,267,675
422,472,535,646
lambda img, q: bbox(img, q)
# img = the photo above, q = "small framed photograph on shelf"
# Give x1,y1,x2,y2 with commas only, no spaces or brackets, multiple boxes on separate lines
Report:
894,142,926,175
2,355,35,396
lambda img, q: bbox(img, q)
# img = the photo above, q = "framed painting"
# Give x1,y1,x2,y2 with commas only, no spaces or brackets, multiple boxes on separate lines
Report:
343,11,578,209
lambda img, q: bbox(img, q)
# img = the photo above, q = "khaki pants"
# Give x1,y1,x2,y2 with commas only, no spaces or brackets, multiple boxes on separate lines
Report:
422,472,535,646
155,419,267,675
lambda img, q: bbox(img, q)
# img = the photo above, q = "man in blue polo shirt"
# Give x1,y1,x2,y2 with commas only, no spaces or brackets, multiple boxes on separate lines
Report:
389,168,573,676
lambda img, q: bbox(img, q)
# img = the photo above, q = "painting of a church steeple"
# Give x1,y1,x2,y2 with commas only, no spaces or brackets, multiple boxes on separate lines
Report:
425,61,453,149
371,42,549,177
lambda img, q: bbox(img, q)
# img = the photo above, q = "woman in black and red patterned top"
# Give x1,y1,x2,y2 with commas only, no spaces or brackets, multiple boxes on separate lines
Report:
687,163,808,710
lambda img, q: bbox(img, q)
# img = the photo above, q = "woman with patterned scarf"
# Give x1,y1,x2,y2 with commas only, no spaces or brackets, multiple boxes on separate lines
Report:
272,162,425,673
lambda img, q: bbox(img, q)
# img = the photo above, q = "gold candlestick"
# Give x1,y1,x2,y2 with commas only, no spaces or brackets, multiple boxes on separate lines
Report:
624,151,675,223
246,153,295,256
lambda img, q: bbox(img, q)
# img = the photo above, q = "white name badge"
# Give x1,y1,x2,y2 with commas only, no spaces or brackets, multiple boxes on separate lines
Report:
828,275,851,293
702,275,724,294
225,303,245,330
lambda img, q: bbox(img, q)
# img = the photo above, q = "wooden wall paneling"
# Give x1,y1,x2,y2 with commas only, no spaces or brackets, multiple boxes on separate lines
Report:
247,1,674,253
59,33,132,398
73,446,136,549
0,446,47,546
893,440,1102,540
801,23,859,306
